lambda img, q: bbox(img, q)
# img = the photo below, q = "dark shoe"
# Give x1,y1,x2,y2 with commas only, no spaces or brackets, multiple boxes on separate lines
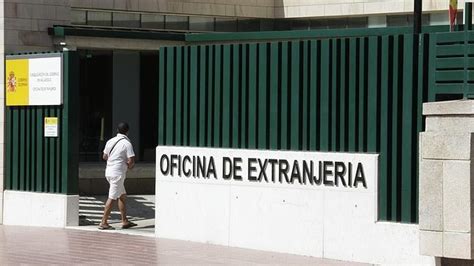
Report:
98,224,115,230
122,221,137,229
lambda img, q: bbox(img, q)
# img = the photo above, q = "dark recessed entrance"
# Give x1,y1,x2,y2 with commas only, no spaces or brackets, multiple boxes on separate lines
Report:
76,49,158,231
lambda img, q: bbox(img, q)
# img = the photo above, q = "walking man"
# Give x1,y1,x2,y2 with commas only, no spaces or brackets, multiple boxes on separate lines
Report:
99,122,137,230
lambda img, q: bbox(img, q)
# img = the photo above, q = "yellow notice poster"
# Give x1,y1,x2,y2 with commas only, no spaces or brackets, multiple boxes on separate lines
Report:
6,59,29,106
44,117,59,137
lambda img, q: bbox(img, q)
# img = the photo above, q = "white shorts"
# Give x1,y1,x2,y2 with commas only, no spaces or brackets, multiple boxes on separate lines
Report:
106,175,126,200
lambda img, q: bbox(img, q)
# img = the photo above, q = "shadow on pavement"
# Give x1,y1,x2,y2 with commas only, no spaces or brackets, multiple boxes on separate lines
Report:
78,195,155,234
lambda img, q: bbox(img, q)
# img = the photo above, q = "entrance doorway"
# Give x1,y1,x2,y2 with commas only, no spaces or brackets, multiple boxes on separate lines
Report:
76,49,158,234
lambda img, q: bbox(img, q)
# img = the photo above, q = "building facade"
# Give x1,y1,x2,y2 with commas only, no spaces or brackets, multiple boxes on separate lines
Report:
0,0,472,264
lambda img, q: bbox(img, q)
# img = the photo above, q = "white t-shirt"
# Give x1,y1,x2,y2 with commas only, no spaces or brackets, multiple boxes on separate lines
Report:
103,133,135,177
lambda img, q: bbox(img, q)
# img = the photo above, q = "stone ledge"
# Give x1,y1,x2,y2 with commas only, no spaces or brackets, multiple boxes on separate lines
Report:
423,100,474,116
425,116,474,132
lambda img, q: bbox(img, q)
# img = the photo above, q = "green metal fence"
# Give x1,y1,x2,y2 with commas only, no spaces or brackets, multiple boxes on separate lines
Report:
158,33,435,223
5,51,79,194
4,27,474,223
429,31,474,99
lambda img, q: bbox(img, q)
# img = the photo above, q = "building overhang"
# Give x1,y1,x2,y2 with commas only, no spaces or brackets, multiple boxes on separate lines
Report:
49,25,186,41
48,25,186,51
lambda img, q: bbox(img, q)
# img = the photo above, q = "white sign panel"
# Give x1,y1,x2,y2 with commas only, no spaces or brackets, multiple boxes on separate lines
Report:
156,147,375,191
156,146,386,262
29,57,62,105
5,54,62,106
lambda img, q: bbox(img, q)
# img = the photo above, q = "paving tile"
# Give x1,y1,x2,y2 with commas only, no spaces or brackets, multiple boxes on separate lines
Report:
0,224,366,265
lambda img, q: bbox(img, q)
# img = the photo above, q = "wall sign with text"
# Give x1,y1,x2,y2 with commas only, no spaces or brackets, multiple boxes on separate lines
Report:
156,146,378,191
6,54,62,106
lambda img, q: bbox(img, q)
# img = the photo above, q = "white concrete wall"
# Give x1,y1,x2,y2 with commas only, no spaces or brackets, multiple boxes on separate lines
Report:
70,0,468,19
71,0,274,18
155,146,435,265
3,190,79,227
4,0,70,52
275,0,457,18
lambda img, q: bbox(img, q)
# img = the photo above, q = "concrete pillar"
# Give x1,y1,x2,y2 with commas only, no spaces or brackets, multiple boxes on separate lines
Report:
112,51,140,160
419,100,474,260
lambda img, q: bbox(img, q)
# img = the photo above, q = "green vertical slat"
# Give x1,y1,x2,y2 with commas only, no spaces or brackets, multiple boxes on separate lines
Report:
52,107,58,192
309,40,318,151
43,108,48,192
199,45,207,146
301,41,309,151
464,30,469,97
166,48,175,146
19,108,25,191
190,46,198,146
31,109,36,191
213,45,222,147
56,109,62,193
61,50,80,194
428,35,437,101
183,47,190,146
54,108,59,192
207,46,214,147
348,38,357,152
36,109,40,191
415,34,427,223
248,44,257,149
49,108,55,193
55,108,60,192
222,45,231,148
257,43,267,150
358,38,366,152
340,39,347,151
401,34,414,222
269,42,279,150
12,109,19,190
290,41,300,151
36,108,43,192
175,47,183,146
379,36,390,221
158,48,166,146
232,44,240,148
240,44,248,148
331,39,338,151
391,35,400,221
25,109,31,191
417,35,426,141
30,108,36,191
320,40,330,151
5,107,11,190
367,36,378,152
280,42,289,150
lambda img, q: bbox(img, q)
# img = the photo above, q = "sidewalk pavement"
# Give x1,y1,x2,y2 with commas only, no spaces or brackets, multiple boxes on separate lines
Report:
0,225,368,265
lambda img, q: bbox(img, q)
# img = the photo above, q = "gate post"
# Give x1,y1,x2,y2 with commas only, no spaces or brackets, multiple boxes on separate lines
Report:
419,100,474,260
